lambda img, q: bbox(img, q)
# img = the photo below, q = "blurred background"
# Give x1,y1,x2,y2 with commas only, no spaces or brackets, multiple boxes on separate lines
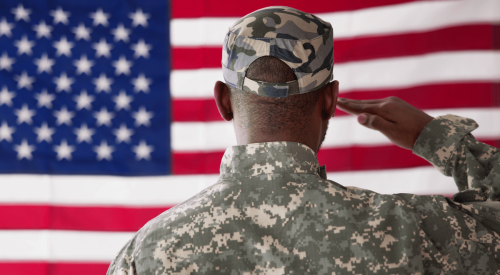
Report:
0,0,499,274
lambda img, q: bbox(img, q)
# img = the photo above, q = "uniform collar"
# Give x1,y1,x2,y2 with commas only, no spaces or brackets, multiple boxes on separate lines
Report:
220,141,326,179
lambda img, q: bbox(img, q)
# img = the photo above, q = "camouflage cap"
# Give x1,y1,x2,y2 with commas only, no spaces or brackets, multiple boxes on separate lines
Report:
222,6,334,98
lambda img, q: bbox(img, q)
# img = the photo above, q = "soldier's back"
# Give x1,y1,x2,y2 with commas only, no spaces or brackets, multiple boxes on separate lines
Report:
129,171,430,274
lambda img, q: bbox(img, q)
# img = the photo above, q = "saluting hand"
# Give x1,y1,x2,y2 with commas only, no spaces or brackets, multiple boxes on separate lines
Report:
336,97,434,150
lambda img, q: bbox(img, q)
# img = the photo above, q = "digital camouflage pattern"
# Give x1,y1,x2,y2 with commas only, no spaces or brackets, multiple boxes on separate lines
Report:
107,115,500,275
413,114,500,202
222,6,334,98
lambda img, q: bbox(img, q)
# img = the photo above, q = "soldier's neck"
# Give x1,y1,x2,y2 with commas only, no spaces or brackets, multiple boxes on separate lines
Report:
235,129,321,154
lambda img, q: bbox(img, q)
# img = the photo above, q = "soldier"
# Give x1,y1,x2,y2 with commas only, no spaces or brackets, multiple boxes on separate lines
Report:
108,6,500,274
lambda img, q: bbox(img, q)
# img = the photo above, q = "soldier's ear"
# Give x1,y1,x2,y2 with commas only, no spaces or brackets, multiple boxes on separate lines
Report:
322,80,339,120
214,81,233,121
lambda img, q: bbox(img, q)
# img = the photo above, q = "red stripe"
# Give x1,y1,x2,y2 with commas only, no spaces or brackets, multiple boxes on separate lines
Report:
0,204,51,229
173,151,224,175
0,205,171,231
173,97,222,122
172,25,500,70
173,46,222,70
0,262,109,275
317,145,425,172
0,186,452,230
172,138,500,175
172,0,418,18
335,24,500,63
172,82,500,122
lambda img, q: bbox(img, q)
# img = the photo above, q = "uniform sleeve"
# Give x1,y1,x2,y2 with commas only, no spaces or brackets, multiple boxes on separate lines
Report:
412,114,500,202
106,236,137,275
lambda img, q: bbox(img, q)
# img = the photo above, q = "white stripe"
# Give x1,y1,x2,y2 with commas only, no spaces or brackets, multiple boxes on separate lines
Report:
336,51,500,91
170,51,500,98
0,174,219,206
0,162,485,208
171,120,237,152
0,230,133,261
328,166,458,196
171,108,500,152
171,0,500,46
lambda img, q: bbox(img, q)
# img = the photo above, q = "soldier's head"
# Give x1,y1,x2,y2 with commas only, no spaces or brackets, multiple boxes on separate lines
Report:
214,6,339,152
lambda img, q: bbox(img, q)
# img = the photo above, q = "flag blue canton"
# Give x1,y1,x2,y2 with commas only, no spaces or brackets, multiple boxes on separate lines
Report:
0,0,171,175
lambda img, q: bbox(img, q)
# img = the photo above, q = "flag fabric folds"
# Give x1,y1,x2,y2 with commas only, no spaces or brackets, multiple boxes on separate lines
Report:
1,0,499,274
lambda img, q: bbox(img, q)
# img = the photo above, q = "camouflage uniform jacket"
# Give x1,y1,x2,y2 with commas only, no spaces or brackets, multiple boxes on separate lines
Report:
108,115,500,275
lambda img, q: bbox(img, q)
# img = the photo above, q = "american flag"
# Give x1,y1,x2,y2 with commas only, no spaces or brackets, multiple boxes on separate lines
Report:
0,0,499,274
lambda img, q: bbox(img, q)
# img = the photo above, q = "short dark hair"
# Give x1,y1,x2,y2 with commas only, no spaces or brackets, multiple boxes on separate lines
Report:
230,56,323,140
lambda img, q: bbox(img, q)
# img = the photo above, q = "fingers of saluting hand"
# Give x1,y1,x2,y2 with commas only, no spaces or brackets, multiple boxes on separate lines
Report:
336,96,434,150
337,98,383,116
337,97,396,131
357,113,393,131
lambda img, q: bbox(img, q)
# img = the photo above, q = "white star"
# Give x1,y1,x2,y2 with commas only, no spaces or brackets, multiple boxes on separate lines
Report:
94,140,114,161
0,17,14,37
33,20,52,39
14,71,35,90
34,122,54,143
0,52,15,71
53,36,73,57
133,140,154,160
113,123,134,143
53,106,74,126
53,72,74,92
50,7,70,25
131,39,152,59
93,73,113,93
11,4,31,22
73,54,94,75
112,56,133,75
14,104,35,124
132,106,153,127
90,9,110,27
72,23,91,41
111,24,130,42
132,74,151,93
34,89,55,108
34,53,55,74
94,107,114,127
14,35,35,56
14,139,35,160
54,139,75,160
112,90,133,111
74,123,95,143
0,121,15,142
74,90,94,110
93,38,113,58
129,9,150,28
0,86,15,106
